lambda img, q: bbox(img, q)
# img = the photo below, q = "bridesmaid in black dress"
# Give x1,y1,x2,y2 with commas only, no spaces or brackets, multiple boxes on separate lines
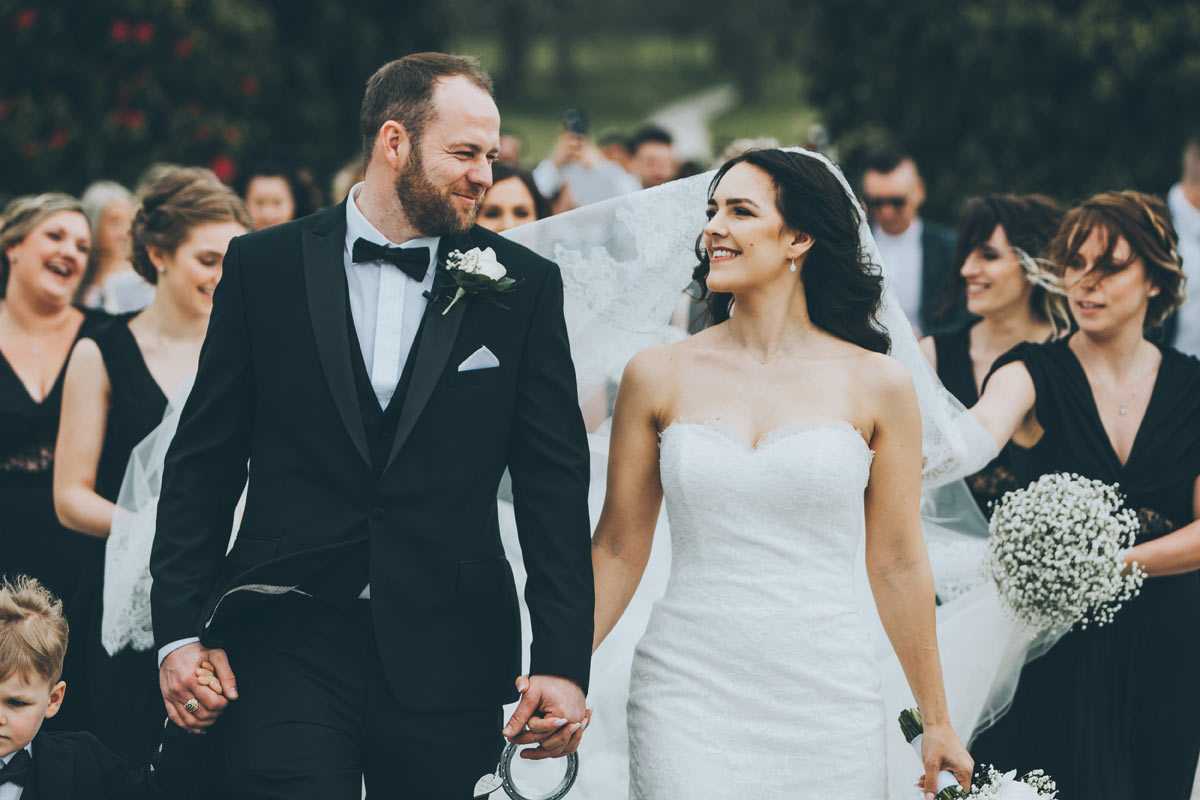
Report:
971,191,1200,798
0,194,109,733
53,167,251,761
919,194,1064,516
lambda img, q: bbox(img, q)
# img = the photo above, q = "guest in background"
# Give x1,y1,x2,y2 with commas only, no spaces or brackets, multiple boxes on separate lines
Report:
919,194,1064,515
0,194,107,733
861,146,962,334
53,167,251,762
497,130,524,166
476,163,550,234
533,113,640,209
970,191,1200,799
331,157,366,207
1168,133,1200,356
598,130,633,173
76,181,153,314
236,162,315,230
628,124,676,189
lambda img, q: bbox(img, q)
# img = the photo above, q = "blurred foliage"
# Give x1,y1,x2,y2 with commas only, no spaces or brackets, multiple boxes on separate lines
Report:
797,0,1200,222
0,0,448,198
5,0,1196,216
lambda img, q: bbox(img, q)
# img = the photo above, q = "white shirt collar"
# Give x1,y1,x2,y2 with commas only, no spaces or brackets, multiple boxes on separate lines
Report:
0,743,31,767
345,182,439,254
1169,183,1200,242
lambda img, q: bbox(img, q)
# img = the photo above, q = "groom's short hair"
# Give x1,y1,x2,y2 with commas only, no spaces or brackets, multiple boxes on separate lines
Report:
360,53,494,167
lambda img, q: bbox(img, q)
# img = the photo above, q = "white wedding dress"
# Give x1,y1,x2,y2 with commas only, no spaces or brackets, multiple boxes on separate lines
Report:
626,421,887,798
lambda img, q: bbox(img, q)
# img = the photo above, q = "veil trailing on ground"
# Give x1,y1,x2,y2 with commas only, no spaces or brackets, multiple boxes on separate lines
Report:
103,148,1041,799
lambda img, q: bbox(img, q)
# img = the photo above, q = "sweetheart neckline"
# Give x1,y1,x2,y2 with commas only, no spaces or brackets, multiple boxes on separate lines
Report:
660,419,873,456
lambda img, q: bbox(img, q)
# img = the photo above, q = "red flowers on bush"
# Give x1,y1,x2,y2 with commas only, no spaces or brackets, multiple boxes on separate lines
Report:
209,154,236,183
13,8,35,31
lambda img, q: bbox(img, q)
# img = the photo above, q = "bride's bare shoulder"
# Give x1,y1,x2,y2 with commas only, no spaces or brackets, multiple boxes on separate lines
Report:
624,336,698,385
847,350,919,412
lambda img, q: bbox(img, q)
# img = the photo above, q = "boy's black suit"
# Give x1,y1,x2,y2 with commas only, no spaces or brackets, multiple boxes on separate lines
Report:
149,204,594,797
18,728,220,800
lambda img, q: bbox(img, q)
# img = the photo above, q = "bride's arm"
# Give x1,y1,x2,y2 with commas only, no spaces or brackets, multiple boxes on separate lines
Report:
863,357,973,795
591,350,667,652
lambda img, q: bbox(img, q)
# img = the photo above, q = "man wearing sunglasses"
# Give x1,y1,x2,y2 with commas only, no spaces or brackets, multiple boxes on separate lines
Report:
861,147,962,335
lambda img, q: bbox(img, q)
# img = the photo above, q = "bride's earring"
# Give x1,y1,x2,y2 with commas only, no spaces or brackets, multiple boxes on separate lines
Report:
790,259,797,273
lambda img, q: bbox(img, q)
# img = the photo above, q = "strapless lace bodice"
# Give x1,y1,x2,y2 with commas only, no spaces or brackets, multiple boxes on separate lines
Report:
626,421,888,799
658,421,873,609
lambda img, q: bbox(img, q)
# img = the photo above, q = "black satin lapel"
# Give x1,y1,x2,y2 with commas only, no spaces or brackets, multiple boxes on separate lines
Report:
302,224,371,468
382,232,472,472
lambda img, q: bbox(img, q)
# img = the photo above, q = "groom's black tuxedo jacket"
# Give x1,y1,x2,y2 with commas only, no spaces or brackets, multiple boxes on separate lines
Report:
150,203,594,708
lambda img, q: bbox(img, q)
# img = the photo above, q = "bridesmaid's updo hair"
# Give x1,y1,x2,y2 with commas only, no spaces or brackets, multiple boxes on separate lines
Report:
130,166,251,285
694,149,890,354
1049,190,1185,327
0,193,86,299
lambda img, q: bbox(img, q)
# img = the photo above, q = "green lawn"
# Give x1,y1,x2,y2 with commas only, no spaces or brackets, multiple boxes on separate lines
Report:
451,34,815,166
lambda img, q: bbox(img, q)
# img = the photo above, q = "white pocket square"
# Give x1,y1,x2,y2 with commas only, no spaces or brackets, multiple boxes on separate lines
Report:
457,345,500,372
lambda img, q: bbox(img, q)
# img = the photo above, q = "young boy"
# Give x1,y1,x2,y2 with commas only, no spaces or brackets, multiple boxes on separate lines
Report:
0,575,216,799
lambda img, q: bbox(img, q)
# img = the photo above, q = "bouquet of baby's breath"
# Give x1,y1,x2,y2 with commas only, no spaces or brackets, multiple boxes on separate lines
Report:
983,472,1146,632
898,709,1059,799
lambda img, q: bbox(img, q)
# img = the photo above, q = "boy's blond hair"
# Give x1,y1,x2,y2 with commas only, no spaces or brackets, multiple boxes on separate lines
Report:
0,575,69,684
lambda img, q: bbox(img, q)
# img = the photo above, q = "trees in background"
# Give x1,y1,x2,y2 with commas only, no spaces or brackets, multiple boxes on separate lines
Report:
798,0,1200,220
5,0,1199,217
1,0,446,196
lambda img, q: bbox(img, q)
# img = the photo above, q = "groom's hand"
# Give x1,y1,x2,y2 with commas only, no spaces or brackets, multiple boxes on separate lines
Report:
502,675,590,760
160,642,237,734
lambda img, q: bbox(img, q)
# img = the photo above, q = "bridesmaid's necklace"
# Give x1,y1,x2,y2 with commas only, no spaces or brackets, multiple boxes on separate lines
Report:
1112,361,1158,416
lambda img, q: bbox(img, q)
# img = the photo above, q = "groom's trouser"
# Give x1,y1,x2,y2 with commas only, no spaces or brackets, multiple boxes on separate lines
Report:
219,593,504,799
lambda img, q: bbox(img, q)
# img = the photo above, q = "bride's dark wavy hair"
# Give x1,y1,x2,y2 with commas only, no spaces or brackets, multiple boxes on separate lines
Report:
692,149,890,354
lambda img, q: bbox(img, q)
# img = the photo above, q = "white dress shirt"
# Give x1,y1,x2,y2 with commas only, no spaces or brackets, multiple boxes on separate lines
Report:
873,219,925,330
1169,184,1200,357
157,183,439,666
0,743,31,800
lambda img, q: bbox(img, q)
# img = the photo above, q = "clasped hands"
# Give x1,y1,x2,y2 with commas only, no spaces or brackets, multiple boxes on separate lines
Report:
161,644,591,759
159,642,237,735
502,675,591,760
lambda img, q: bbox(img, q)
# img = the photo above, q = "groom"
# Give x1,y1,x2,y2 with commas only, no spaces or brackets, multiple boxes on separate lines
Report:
150,53,594,798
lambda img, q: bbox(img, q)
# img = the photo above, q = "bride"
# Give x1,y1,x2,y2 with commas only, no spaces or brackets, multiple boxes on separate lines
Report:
589,148,973,798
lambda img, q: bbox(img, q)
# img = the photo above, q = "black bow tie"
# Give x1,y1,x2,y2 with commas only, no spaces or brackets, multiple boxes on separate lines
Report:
0,748,31,787
351,238,430,282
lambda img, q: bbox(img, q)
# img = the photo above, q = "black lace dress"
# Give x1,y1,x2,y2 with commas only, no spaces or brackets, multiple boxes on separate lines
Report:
970,338,1200,799
0,307,109,730
73,316,169,762
932,321,1025,517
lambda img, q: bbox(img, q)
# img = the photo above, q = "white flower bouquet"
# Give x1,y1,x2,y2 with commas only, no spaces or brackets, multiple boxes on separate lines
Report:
898,709,1059,799
983,472,1146,632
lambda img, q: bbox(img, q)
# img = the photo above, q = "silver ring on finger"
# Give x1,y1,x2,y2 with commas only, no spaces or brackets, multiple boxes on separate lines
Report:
184,698,200,714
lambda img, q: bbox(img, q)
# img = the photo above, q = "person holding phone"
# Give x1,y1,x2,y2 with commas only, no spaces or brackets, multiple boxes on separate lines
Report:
532,109,640,209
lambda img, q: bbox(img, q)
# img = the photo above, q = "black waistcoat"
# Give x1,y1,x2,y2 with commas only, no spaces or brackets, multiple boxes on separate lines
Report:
297,293,427,606
344,291,425,475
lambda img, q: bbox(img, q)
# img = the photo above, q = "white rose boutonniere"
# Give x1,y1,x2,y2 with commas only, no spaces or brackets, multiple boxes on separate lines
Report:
439,246,520,315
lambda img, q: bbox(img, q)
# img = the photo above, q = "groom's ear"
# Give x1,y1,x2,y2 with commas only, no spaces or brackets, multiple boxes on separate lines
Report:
377,120,413,172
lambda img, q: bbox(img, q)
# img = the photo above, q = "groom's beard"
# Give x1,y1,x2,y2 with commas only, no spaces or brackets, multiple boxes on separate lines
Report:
394,150,482,236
